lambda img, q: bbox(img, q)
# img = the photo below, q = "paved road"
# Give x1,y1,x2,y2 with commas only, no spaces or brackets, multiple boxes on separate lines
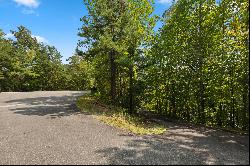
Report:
0,91,249,165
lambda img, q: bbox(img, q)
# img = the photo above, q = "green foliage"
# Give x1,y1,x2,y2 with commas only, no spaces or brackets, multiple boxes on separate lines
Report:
142,0,249,130
78,0,249,131
77,95,167,135
65,53,94,90
0,30,4,81
1,0,248,132
0,66,3,79
78,0,157,110
0,26,91,91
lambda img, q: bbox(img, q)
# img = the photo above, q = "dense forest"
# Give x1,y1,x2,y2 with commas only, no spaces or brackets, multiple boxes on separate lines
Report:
0,0,249,131
0,26,92,91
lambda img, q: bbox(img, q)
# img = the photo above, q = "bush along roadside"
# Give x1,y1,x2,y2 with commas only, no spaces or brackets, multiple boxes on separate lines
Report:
76,94,167,135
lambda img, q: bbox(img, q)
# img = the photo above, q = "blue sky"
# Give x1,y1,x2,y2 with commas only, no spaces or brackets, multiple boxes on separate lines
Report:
0,0,172,63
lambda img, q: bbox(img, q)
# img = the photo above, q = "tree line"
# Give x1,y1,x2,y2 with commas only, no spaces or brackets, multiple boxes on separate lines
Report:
0,0,248,131
0,26,92,92
77,0,249,130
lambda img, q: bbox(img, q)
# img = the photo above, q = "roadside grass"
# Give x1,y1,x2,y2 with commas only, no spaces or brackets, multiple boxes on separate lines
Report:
76,95,167,135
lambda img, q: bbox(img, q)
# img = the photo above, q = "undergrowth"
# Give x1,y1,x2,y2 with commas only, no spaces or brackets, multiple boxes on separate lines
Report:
76,95,167,135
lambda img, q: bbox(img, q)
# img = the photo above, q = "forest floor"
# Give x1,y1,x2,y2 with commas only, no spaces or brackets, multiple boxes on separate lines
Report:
0,91,249,165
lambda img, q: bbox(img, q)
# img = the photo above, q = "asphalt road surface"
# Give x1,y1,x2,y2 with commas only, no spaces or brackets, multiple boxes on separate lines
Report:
0,91,249,165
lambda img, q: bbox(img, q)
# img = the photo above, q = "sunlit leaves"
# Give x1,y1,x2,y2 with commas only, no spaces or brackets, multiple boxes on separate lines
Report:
143,0,249,129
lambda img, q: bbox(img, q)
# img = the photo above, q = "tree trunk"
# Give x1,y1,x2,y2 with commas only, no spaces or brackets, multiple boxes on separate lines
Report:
110,50,116,104
186,79,191,122
198,0,205,124
128,65,134,114
218,0,225,128
171,82,176,118
229,66,235,128
242,89,248,130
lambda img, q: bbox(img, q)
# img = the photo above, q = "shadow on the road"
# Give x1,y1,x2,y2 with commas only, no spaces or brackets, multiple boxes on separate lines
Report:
6,92,83,119
96,122,249,165
9,104,80,119
4,92,249,164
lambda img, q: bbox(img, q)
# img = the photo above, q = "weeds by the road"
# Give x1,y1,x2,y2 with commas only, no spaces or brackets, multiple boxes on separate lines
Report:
76,95,166,135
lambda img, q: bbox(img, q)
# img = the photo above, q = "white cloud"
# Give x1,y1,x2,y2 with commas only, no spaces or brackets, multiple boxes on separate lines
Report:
157,0,174,4
13,0,40,8
4,33,14,39
5,33,47,43
32,35,48,43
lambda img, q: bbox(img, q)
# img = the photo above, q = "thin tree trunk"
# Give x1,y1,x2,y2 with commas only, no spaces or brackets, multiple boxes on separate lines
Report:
218,0,225,127
128,64,134,114
242,89,248,130
198,0,205,124
171,82,176,118
229,66,235,128
110,50,116,105
186,79,191,122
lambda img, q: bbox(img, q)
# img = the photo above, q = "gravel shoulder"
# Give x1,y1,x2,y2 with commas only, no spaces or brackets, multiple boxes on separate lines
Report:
0,91,249,165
